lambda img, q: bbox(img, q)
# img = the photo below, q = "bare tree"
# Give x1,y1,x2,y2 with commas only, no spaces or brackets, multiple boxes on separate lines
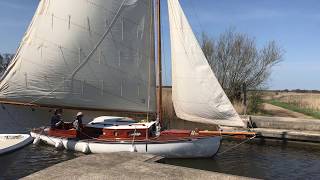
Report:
201,29,283,101
0,54,3,73
0,53,14,74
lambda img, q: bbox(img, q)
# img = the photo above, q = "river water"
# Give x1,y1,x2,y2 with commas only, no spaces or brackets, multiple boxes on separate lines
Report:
0,105,320,179
163,139,320,179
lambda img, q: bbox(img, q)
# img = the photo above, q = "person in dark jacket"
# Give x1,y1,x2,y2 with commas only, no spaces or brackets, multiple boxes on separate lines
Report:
73,112,83,131
51,109,64,129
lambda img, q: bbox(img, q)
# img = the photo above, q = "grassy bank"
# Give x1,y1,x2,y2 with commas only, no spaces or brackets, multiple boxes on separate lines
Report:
263,92,320,111
266,99,320,119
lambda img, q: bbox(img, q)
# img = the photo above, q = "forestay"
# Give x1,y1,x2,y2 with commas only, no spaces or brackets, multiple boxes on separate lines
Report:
0,0,156,112
168,0,244,127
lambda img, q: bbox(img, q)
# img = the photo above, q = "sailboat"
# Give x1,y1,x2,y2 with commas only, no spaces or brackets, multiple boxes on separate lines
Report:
0,0,254,158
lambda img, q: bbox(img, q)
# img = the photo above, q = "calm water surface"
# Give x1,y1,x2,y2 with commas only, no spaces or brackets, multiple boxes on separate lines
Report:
1,139,320,180
163,139,320,180
0,145,82,179
1,105,320,179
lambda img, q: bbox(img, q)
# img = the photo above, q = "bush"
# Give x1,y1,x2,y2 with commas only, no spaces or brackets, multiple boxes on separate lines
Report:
247,91,263,114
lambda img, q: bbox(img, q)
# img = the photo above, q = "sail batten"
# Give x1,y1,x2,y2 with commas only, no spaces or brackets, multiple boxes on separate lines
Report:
0,0,156,113
168,0,245,127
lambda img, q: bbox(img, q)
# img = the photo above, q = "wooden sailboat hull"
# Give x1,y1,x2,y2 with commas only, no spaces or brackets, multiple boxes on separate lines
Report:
30,131,221,158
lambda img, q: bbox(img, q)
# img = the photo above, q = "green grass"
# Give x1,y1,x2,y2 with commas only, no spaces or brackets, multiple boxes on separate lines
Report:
266,99,320,119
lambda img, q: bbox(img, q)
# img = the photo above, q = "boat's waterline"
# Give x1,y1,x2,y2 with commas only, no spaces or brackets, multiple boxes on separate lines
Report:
30,131,221,158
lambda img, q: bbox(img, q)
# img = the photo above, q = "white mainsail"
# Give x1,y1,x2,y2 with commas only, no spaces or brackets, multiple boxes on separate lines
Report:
0,0,156,112
168,0,244,127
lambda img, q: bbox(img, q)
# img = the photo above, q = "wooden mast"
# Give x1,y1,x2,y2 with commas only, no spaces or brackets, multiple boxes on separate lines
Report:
156,0,163,124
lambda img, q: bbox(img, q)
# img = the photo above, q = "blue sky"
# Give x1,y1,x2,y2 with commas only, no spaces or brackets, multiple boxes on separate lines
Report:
0,0,319,90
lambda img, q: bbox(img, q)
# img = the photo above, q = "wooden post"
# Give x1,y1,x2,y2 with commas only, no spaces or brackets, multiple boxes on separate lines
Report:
156,0,163,124
243,83,247,115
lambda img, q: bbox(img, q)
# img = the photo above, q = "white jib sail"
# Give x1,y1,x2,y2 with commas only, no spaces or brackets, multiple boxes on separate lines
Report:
0,0,156,113
168,0,245,127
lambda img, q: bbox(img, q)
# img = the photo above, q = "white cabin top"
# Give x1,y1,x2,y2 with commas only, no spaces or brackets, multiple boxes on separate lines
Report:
87,116,156,130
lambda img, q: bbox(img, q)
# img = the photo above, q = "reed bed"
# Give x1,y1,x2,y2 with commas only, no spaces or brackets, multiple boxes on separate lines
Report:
266,92,320,111
264,92,320,119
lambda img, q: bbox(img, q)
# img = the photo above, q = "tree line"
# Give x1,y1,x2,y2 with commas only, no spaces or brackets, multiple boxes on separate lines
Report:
275,89,320,94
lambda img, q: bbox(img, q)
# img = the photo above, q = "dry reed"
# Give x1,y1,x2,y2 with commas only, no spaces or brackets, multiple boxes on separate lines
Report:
265,92,320,112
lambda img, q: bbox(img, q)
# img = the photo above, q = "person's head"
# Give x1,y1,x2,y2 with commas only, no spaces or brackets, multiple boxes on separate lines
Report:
54,108,63,115
76,112,83,118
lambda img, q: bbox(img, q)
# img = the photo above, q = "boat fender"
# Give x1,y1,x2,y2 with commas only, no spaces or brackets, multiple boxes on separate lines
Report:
33,136,41,145
55,141,63,149
130,145,137,152
82,143,90,154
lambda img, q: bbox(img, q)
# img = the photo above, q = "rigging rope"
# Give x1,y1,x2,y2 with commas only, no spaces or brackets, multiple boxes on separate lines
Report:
37,127,58,146
217,135,256,156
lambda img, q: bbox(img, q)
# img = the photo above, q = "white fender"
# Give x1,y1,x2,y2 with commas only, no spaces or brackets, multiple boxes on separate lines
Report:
55,140,63,149
130,145,137,152
82,143,90,154
33,136,41,145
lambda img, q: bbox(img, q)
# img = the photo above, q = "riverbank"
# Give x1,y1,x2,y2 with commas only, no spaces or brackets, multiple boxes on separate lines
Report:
244,116,320,143
22,152,254,180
